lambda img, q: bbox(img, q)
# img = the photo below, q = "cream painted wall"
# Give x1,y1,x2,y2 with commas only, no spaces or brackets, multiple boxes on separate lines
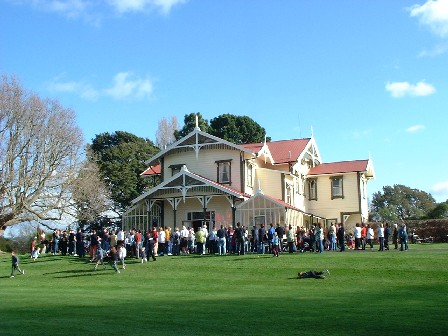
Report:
163,148,243,192
306,173,361,222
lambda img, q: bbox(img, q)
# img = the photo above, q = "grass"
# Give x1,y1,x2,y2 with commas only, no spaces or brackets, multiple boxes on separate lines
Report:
1,244,448,336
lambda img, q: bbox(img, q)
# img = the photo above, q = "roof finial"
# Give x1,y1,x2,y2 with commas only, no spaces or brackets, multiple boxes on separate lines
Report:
195,113,200,130
311,125,314,138
264,134,267,145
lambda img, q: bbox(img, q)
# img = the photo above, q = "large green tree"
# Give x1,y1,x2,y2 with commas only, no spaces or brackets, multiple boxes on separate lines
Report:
209,114,270,144
369,184,436,222
174,112,270,144
90,131,159,214
174,112,209,140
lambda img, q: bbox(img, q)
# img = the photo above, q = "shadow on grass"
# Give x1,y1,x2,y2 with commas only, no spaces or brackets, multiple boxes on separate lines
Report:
2,284,447,336
42,268,119,278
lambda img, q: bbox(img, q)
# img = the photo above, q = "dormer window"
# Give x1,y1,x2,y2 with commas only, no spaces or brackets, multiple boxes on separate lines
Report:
169,164,185,176
216,160,232,184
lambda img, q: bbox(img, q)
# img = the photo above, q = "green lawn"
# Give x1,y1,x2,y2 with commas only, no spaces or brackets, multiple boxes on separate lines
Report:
1,245,447,336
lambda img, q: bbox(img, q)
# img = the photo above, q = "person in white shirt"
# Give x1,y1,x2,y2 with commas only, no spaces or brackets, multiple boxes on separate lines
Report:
201,224,208,255
158,227,166,256
366,225,375,250
354,223,362,250
377,223,385,251
180,226,189,255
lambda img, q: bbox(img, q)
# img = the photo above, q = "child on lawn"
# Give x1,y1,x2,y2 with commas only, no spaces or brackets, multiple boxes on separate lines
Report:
10,251,25,278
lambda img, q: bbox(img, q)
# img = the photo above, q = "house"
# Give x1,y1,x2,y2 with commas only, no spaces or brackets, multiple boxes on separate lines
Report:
122,122,375,234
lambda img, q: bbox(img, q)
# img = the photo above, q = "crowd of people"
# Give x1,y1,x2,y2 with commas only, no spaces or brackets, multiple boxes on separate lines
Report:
26,221,411,267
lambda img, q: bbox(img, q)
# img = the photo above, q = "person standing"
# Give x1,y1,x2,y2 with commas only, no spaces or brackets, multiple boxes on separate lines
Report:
276,224,284,253
399,224,409,251
287,225,295,253
117,229,125,246
272,232,280,257
89,230,98,261
195,227,205,255
392,224,399,250
366,224,374,250
201,224,208,255
180,225,189,255
152,227,159,256
337,223,345,252
384,223,391,250
134,230,142,259
165,227,172,256
267,223,275,253
377,223,385,251
144,231,157,261
329,223,337,251
10,251,24,278
361,223,367,250
68,230,76,255
217,225,227,255
76,228,85,258
208,226,217,255
30,237,37,258
52,229,59,255
234,222,245,256
158,227,166,256
354,223,362,250
172,227,181,256
258,224,266,254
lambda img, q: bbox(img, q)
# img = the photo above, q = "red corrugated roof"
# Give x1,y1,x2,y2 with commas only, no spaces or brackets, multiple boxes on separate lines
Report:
242,138,311,164
308,160,369,175
141,165,161,176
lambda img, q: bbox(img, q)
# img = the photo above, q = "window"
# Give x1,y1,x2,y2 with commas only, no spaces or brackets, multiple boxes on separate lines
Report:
331,176,344,199
216,160,231,184
247,163,254,188
308,179,317,200
285,183,293,204
169,164,185,176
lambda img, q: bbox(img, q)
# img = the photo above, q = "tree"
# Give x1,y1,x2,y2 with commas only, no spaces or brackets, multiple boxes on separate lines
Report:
369,184,436,222
426,201,448,219
0,74,84,229
72,151,112,224
174,112,209,140
209,114,271,144
90,131,159,213
155,116,179,149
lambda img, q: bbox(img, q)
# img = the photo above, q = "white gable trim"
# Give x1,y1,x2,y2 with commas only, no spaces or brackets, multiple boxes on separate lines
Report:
145,128,256,166
132,165,247,204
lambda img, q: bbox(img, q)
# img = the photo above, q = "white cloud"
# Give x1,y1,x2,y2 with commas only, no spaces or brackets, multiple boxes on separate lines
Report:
385,81,436,98
47,77,99,100
431,180,448,201
418,42,448,57
108,0,187,15
410,0,448,38
104,72,153,100
406,124,425,133
352,129,372,139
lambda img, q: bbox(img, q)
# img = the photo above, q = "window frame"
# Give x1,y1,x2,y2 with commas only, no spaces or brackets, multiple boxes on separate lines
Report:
169,164,186,176
331,175,344,199
216,159,232,185
308,178,317,201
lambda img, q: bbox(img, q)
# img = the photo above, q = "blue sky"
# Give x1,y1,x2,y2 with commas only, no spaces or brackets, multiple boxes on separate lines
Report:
1,0,448,203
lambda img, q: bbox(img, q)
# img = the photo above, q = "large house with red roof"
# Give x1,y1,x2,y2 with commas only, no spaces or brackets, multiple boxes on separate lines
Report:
122,123,375,233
